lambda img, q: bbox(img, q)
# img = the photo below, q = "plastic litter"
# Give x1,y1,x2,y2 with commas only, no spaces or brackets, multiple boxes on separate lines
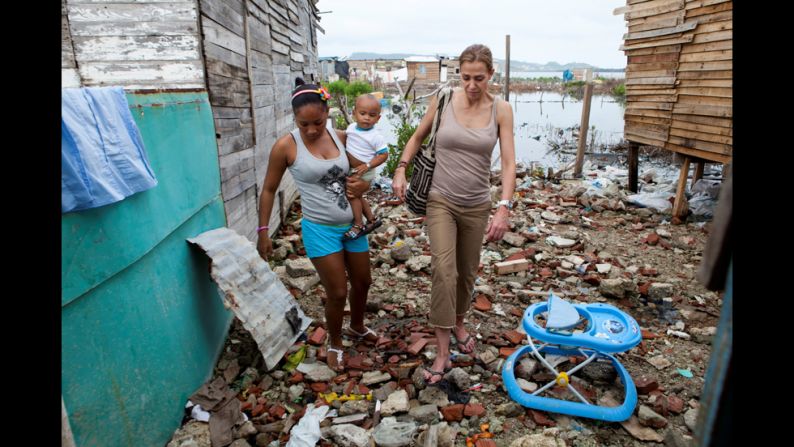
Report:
625,191,675,213
283,345,307,372
371,417,417,447
371,176,393,193
285,403,331,447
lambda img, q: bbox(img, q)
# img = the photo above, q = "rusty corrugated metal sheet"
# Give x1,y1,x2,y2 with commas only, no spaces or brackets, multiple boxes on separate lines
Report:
188,228,312,370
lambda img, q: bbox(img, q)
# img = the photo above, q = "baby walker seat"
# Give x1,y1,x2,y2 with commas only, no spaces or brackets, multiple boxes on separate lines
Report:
501,293,642,421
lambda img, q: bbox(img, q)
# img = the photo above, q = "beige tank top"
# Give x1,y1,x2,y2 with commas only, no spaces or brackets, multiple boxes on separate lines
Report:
430,92,499,206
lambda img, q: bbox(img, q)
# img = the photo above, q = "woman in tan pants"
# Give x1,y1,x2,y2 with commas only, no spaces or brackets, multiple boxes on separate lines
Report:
392,44,516,383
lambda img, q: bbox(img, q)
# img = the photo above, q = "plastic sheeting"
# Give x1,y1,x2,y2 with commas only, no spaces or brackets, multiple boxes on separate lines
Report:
62,87,157,213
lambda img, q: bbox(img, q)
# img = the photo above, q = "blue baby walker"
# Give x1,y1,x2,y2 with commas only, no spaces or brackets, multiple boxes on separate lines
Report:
502,293,642,421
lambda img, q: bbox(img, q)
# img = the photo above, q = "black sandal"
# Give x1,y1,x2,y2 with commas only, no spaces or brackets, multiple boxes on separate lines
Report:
423,366,445,385
361,217,383,235
343,224,366,241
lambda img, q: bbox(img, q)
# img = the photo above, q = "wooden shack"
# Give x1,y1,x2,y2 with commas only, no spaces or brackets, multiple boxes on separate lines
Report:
406,56,441,82
614,0,732,218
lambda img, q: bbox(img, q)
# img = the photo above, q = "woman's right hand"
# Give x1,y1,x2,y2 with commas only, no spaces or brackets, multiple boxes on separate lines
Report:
257,234,273,260
392,169,407,201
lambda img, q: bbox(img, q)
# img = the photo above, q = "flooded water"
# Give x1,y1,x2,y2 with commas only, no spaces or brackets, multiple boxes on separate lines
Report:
375,90,626,173
510,71,625,79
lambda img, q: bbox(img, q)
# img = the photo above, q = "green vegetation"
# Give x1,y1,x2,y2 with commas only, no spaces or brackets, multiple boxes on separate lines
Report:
324,80,374,128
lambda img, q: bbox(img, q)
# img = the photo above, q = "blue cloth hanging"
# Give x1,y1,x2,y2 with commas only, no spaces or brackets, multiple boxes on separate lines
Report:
61,87,157,213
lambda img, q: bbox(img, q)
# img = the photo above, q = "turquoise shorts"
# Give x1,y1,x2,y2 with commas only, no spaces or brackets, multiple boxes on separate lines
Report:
301,218,369,259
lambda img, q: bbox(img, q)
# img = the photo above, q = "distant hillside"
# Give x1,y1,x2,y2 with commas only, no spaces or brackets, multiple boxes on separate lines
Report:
323,52,624,70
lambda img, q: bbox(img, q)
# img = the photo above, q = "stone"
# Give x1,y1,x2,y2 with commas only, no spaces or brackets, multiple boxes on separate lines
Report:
621,416,664,442
509,433,566,447
638,405,668,428
284,273,320,292
517,378,538,393
547,236,576,248
406,255,432,271
649,283,675,300
381,389,410,416
419,386,450,407
496,402,524,417
684,408,698,432
409,404,439,424
339,399,370,416
285,258,316,277
503,232,528,247
390,241,413,262
599,278,625,298
444,367,472,390
647,355,672,370
166,420,211,447
296,362,336,382
361,370,392,385
326,424,370,447
595,263,612,274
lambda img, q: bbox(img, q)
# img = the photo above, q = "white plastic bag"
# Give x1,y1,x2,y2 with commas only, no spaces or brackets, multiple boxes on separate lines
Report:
285,404,331,447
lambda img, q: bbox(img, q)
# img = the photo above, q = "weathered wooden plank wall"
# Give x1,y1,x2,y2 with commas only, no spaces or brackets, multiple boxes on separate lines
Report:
199,0,320,240
64,0,205,89
615,0,732,164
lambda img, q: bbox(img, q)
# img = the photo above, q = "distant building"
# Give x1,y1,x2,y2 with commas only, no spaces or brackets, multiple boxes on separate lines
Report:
405,56,440,82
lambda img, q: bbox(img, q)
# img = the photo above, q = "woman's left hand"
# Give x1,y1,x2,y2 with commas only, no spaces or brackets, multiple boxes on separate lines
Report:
346,176,370,199
485,207,510,242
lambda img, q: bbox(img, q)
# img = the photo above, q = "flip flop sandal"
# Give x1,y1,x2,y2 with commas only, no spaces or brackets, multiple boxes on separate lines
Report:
327,347,345,372
423,366,445,385
343,326,379,342
342,224,366,241
454,334,476,354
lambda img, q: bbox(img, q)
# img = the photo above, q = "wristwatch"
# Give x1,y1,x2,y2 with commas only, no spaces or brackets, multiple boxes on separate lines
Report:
496,199,512,210
365,162,371,169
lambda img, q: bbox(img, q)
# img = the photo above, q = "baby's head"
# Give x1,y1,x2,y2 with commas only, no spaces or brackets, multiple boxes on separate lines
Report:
352,94,382,130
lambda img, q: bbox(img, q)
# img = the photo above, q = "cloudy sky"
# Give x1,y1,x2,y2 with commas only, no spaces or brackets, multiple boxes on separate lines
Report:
316,0,629,68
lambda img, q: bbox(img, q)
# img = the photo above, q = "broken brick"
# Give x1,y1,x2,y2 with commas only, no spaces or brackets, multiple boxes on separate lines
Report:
308,327,327,346
476,440,497,447
646,233,660,246
503,330,525,345
494,259,530,275
310,382,328,393
287,372,304,384
464,403,486,417
251,403,266,417
407,338,429,356
440,404,464,422
529,409,556,426
473,295,492,312
269,405,286,419
635,376,659,394
499,347,518,358
667,395,685,414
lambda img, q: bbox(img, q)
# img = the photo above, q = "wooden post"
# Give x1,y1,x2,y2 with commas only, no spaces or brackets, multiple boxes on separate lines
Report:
694,161,705,184
672,156,691,219
628,141,639,193
573,69,594,178
504,35,511,101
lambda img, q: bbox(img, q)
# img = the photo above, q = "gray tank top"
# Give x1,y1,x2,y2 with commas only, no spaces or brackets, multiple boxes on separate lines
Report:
430,93,500,206
287,128,353,225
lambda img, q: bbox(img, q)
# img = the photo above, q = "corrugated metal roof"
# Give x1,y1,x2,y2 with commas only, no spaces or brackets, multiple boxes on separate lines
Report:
188,228,312,370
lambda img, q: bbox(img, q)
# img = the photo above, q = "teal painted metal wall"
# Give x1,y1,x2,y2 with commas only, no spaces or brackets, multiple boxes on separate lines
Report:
62,91,232,447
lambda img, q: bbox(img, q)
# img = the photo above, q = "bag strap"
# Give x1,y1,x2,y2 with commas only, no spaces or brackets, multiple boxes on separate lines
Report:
425,87,452,156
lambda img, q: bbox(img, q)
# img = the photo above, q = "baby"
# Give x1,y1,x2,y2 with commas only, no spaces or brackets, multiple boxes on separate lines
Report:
343,94,389,240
